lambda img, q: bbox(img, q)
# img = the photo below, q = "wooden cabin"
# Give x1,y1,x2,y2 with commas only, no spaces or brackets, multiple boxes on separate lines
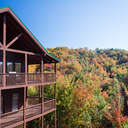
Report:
0,7,60,128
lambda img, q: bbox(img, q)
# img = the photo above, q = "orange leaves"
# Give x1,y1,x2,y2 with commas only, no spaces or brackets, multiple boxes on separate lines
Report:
101,91,108,98
73,84,98,108
73,62,82,71
47,47,128,127
121,116,128,124
104,90,128,128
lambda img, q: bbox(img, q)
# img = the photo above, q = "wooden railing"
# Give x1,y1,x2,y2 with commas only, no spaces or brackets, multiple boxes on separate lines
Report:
27,96,41,105
44,99,56,113
26,103,42,119
1,99,56,128
6,73,25,86
0,73,56,87
27,73,42,84
43,73,56,83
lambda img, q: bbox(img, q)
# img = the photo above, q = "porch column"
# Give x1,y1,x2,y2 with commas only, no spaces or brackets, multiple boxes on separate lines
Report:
41,59,44,128
25,54,27,85
39,86,42,128
24,54,27,128
23,87,27,128
54,63,57,128
41,59,44,82
3,15,6,87
26,87,28,106
3,50,6,87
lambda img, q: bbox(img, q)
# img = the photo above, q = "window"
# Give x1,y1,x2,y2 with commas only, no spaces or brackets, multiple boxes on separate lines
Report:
12,93,19,111
15,63,21,73
7,62,13,73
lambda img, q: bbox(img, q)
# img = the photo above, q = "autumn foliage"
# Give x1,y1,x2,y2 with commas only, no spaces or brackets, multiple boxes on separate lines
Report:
47,47,128,128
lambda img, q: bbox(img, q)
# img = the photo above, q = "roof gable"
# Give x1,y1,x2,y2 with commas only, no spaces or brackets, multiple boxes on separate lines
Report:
0,7,60,63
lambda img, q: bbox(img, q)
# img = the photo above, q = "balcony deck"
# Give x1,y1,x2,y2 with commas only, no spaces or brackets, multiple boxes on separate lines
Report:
1,99,56,128
0,73,56,89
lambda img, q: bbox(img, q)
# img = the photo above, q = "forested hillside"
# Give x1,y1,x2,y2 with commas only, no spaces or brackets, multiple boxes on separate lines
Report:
47,47,128,128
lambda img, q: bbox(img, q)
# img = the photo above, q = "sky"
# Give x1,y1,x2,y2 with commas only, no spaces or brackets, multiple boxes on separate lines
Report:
0,0,128,50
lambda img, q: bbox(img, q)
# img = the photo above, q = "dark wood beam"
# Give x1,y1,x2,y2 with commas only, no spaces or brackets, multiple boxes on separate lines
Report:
0,47,41,56
6,33,22,48
3,15,6,47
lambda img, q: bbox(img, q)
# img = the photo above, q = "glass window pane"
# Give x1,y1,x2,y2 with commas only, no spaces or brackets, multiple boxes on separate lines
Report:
12,93,19,111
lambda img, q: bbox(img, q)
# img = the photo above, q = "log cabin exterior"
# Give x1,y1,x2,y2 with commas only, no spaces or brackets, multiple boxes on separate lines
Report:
0,7,60,128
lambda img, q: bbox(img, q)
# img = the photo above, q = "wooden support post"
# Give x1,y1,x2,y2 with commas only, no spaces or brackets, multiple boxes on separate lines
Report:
25,54,27,85
26,87,28,106
41,59,44,111
24,54,28,127
55,111,57,128
42,86,44,128
41,59,44,82
41,116,44,128
39,117,42,128
3,15,6,87
40,85,44,128
3,15,6,47
3,50,6,87
54,63,57,128
23,87,27,128
0,89,1,128
39,86,42,128
41,59,44,128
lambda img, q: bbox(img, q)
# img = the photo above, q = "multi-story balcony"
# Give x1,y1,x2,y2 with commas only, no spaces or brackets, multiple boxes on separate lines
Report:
0,73,56,89
0,7,60,128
